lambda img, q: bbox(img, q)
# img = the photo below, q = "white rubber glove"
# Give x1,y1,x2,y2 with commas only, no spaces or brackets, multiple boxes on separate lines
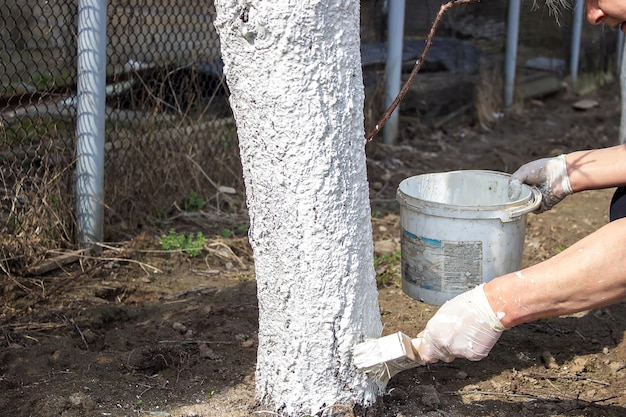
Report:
510,154,573,213
416,284,506,363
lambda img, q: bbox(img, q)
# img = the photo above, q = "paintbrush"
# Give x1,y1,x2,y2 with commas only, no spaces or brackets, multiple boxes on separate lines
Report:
352,331,424,383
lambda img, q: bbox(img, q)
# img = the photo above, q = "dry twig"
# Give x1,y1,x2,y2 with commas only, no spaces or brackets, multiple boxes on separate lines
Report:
447,389,556,401
205,240,247,268
69,317,89,351
160,285,220,300
157,340,238,345
365,0,479,141
523,372,610,386
25,248,91,276
0,322,67,332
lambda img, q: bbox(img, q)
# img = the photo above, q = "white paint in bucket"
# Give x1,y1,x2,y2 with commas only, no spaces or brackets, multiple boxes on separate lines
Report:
397,170,541,306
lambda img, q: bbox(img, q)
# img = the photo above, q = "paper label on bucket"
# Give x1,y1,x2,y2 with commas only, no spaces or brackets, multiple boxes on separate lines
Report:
401,230,482,293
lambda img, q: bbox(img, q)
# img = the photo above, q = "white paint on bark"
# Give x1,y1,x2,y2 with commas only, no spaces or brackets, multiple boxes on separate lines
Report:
214,0,384,415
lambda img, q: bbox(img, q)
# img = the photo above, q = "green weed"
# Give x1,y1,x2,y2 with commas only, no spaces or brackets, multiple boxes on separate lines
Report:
374,249,401,287
220,223,248,238
185,192,205,211
160,228,205,257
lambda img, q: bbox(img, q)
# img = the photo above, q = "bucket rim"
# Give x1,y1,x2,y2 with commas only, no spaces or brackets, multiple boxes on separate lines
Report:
396,170,541,221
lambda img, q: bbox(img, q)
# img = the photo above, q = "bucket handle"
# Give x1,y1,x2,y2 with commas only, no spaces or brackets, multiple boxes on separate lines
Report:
509,186,542,219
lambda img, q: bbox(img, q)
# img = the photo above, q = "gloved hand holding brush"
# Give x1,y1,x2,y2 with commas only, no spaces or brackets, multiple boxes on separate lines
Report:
355,145,626,381
351,284,506,380
417,284,506,363
510,154,572,213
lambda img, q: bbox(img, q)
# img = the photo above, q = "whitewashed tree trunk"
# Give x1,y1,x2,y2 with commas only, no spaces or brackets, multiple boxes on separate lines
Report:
214,1,384,415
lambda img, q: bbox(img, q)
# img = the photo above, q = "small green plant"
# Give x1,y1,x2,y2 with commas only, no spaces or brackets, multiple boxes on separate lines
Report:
152,207,166,227
185,192,206,211
374,249,401,287
51,194,61,206
160,229,205,257
219,223,248,238
7,215,20,234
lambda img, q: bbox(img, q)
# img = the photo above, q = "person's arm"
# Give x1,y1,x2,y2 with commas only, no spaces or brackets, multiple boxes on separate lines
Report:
416,146,626,363
417,218,626,363
566,145,626,192
484,217,626,328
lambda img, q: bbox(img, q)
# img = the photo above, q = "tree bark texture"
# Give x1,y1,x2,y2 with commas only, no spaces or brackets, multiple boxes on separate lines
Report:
214,1,384,415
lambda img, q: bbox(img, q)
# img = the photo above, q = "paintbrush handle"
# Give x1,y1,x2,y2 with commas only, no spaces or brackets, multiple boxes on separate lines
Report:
410,337,423,362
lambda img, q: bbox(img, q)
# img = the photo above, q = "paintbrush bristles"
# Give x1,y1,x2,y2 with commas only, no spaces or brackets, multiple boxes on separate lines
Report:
353,332,424,383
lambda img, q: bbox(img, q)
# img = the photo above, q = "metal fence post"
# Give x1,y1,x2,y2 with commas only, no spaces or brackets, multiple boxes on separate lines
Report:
383,0,406,145
76,0,107,248
504,0,520,108
570,0,584,85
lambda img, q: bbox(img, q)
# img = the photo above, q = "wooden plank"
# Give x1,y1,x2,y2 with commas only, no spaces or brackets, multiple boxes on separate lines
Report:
26,249,90,276
520,73,565,100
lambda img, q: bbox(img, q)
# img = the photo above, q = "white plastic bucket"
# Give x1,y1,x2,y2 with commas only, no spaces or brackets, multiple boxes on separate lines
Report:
397,170,541,306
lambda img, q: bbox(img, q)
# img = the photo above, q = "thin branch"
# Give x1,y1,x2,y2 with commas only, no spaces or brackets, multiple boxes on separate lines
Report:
449,387,619,405
69,317,89,351
445,390,559,402
365,0,480,141
157,340,238,345
78,254,163,274
0,322,66,331
523,372,610,386
160,285,220,301
185,154,220,191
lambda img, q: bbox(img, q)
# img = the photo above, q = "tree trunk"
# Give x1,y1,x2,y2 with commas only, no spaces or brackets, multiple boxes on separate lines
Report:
214,1,384,415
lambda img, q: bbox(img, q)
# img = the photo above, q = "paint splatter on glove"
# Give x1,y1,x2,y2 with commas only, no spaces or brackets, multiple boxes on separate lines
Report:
510,154,572,213
416,284,506,363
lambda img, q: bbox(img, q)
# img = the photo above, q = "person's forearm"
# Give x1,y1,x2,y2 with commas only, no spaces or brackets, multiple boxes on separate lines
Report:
566,145,626,192
484,218,626,329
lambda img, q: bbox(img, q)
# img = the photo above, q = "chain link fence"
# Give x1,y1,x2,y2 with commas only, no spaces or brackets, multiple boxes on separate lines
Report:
2,0,78,274
1,0,619,275
1,0,239,275
361,0,617,130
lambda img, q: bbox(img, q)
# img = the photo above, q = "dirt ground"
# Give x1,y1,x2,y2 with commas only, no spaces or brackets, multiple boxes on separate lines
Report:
2,79,626,417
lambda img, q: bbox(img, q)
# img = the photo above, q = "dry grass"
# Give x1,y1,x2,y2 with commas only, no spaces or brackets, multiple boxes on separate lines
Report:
103,117,244,237
475,63,505,127
1,109,245,277
0,142,75,275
